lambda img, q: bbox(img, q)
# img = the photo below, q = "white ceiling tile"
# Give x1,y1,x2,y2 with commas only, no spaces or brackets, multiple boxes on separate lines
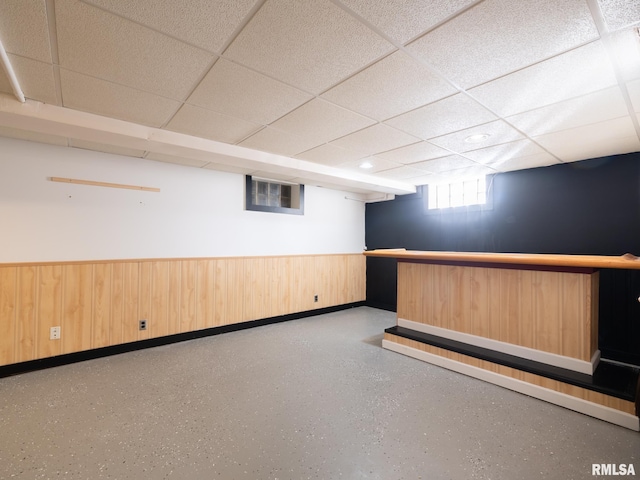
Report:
430,164,497,182
460,140,559,172
84,0,259,53
469,42,618,117
506,86,629,136
2,0,638,194
224,0,395,94
337,0,478,44
187,59,312,125
321,51,457,121
609,29,640,82
629,79,640,112
269,98,375,144
0,126,68,146
409,155,478,173
337,156,403,173
0,0,51,62
61,69,181,128
375,165,432,180
55,0,214,100
533,116,640,162
1,55,58,105
69,139,146,158
429,120,525,154
238,127,321,157
375,141,450,164
330,124,421,157
406,0,599,88
491,153,561,173
145,152,210,168
166,104,262,144
462,139,546,165
296,144,366,166
597,0,640,31
385,93,497,140
404,173,441,186
0,72,10,96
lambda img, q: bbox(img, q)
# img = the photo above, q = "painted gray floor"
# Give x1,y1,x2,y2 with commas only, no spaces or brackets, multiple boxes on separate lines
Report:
0,307,638,480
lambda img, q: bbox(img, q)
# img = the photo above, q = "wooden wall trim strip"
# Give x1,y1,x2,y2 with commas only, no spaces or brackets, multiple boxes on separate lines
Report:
0,254,366,368
50,177,160,192
365,249,640,270
0,252,363,268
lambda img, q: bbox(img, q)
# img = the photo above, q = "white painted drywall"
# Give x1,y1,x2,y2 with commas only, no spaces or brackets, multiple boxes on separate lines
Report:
0,137,366,262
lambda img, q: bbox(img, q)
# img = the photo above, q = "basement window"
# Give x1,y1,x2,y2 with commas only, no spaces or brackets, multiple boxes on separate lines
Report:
245,175,304,215
426,176,489,210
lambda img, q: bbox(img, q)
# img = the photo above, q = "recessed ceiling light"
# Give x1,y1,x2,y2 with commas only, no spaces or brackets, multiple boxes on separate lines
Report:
464,133,491,143
359,161,373,169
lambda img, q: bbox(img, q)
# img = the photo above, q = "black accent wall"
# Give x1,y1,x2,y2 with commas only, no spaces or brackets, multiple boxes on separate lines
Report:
365,152,640,366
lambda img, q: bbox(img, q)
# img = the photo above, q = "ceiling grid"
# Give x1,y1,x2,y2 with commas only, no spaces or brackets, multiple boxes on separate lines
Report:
0,0,638,195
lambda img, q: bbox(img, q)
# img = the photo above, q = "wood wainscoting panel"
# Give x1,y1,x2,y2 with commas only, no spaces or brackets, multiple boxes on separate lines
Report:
397,262,420,323
225,258,246,325
179,260,197,333
16,266,37,363
347,254,366,304
0,254,365,368
37,265,63,359
62,264,93,355
0,267,17,365
213,258,228,327
532,270,562,356
110,263,125,346
197,259,216,329
93,263,112,349
138,262,152,341
151,261,170,339
244,257,265,323
122,262,140,344
397,262,597,361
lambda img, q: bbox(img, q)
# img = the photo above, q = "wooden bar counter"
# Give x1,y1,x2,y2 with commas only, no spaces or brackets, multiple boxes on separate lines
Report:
365,249,640,431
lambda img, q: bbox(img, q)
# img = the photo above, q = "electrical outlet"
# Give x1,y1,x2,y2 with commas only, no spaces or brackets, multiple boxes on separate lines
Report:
139,319,147,331
50,326,61,340
314,294,318,302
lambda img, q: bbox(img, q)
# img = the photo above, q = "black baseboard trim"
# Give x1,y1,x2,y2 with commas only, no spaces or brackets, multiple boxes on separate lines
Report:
386,326,639,403
599,348,640,371
364,300,396,312
0,302,365,379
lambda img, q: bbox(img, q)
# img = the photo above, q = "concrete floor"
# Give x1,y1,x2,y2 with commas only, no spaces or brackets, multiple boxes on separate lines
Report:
0,306,638,480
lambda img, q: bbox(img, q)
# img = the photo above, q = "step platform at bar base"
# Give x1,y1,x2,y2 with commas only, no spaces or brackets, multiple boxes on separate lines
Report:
384,328,640,431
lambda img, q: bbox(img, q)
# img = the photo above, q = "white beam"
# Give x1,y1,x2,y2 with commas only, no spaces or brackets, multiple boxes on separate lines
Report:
0,95,416,196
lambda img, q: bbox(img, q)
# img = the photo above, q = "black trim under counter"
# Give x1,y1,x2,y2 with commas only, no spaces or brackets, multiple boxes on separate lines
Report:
386,326,639,404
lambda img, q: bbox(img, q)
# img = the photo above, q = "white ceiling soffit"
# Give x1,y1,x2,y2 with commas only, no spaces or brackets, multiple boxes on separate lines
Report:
0,95,416,195
0,0,638,195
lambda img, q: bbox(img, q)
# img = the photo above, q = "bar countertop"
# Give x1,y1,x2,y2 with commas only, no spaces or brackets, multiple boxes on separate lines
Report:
363,249,640,270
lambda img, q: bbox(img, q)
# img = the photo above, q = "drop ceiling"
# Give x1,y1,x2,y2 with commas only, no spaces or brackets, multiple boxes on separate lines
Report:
0,0,639,196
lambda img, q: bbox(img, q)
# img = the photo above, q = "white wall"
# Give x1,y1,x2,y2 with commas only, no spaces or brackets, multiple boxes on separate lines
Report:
0,137,366,262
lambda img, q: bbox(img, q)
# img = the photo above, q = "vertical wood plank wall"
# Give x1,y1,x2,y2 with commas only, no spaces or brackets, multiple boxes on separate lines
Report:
0,254,365,367
397,262,597,361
